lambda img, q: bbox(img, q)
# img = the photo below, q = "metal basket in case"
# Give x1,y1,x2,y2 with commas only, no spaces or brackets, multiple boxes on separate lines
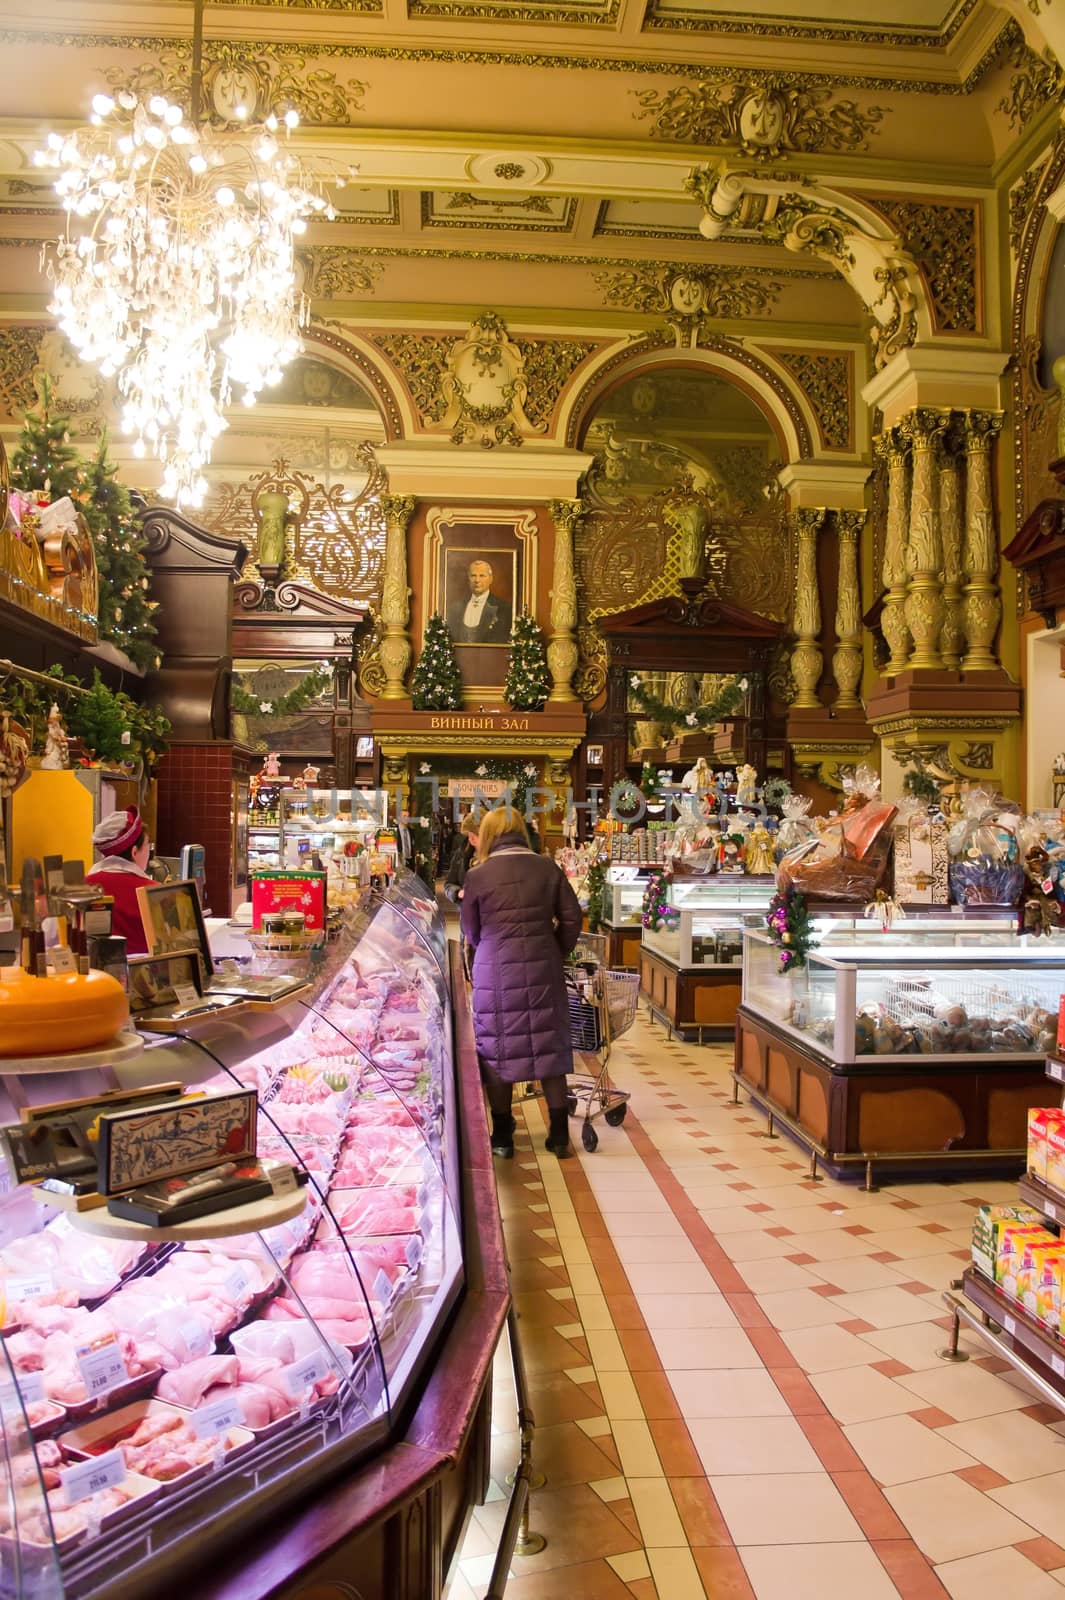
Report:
604,970,639,1040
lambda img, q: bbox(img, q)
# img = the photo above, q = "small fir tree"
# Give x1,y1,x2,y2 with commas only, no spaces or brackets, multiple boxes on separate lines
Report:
410,615,463,711
639,761,658,800
83,431,160,672
503,613,550,712
586,859,606,933
68,671,128,765
11,376,85,501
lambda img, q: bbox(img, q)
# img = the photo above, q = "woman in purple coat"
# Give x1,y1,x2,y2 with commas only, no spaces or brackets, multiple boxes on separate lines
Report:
460,805,583,1160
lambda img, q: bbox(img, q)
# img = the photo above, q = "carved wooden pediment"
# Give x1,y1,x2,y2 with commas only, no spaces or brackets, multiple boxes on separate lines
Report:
1003,474,1065,625
233,577,368,659
598,583,782,672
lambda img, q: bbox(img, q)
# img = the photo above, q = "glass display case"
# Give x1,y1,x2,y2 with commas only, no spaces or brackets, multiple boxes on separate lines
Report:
0,874,464,1599
280,787,389,870
246,781,282,871
642,879,774,969
743,923,1064,1065
601,870,650,930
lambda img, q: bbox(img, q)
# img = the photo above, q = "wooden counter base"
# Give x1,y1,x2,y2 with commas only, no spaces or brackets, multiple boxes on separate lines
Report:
734,1005,1048,1185
640,946,742,1042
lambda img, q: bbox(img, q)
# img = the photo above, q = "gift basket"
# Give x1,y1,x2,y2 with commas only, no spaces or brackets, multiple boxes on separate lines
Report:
775,766,897,902
946,790,1024,907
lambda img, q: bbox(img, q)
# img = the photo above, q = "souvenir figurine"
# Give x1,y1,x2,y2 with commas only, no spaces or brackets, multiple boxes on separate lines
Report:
745,820,776,876
40,703,69,771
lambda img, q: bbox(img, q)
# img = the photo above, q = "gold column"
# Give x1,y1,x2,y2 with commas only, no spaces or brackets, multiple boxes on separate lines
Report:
378,494,416,701
938,421,965,671
902,407,950,671
546,498,582,704
791,507,825,710
961,410,1005,672
877,428,912,676
832,510,864,710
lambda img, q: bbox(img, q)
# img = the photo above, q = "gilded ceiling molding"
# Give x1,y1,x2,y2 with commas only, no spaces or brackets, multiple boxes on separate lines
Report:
373,318,597,442
0,28,1014,94
298,249,383,298
408,0,618,22
562,335,814,460
769,351,853,453
592,264,783,344
689,170,927,374
420,194,579,233
102,42,367,125
0,324,45,420
861,197,980,335
642,0,975,47
995,34,1065,131
632,77,889,156
1009,155,1050,255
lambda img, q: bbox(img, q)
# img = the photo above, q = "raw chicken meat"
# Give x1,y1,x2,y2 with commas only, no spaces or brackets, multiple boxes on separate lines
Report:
330,1190,418,1236
158,1356,239,1408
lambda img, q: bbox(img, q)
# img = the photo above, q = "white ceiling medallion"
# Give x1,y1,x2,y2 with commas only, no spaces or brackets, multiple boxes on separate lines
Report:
466,151,552,188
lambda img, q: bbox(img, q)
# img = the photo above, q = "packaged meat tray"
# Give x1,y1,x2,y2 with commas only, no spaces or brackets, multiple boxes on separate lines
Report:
60,1399,255,1492
1,1470,162,1555
324,1185,423,1238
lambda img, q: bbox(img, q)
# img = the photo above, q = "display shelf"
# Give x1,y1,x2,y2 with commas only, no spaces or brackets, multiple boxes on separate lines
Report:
946,1267,1065,1405
37,1186,308,1242
0,1030,144,1074
1019,1173,1065,1227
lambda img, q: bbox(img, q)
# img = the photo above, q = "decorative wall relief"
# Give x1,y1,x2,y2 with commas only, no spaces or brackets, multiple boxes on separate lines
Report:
632,79,888,157
870,199,980,334
205,450,387,605
373,316,595,443
298,250,383,299
104,43,368,125
1009,157,1050,256
771,351,852,451
996,34,1065,134
0,325,45,420
593,264,783,345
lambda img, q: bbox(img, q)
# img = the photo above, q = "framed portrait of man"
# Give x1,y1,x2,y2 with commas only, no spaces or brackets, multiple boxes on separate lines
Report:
424,507,538,696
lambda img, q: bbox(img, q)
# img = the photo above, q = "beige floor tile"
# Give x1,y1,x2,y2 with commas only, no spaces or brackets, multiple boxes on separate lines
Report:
695,1206,781,1234
805,1257,915,1293
737,1258,823,1294
649,1326,762,1369
611,1418,663,1478
934,1547,1065,1600
859,1322,978,1371
687,1414,823,1475
606,1550,651,1583
752,1288,855,1331
574,1293,616,1331
646,1545,709,1600
666,1368,790,1418
718,1231,806,1263
809,1364,925,1425
598,1370,646,1421
781,1325,891,1374
843,1414,978,1485
578,1415,613,1438
897,1363,1035,1422
614,1235,704,1264
585,1329,629,1372
739,1542,903,1600
885,1472,1036,1563
623,1261,722,1296
595,1193,675,1214
628,1477,688,1547
837,1226,965,1261
782,1230,893,1262
636,1293,739,1330
590,1476,628,1501
604,1212,694,1237
757,1206,856,1235
990,1471,1065,1545
832,1286,945,1329
940,1411,1065,1483
710,1472,862,1545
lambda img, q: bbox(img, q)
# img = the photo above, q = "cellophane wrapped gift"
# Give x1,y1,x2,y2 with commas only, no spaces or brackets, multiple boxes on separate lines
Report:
775,794,816,859
775,766,897,901
893,796,950,905
947,789,1024,906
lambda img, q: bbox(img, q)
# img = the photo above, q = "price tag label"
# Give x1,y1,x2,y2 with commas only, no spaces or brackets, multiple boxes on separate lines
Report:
282,1348,329,1398
1053,1354,1065,1379
1050,1060,1065,1083
76,1335,129,1401
1004,1315,1017,1337
267,1165,298,1196
173,982,200,1009
405,1234,422,1271
191,1396,244,1440
225,1264,252,1301
373,1268,392,1306
61,1448,126,1505
1048,1201,1058,1223
6,1274,55,1304
17,1370,45,1405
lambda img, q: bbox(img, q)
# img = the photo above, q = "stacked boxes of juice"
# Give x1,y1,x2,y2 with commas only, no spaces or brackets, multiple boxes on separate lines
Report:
1027,1106,1065,1187
970,1202,1065,1336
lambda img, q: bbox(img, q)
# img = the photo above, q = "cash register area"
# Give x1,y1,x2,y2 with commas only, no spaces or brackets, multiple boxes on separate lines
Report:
447,1016,1065,1600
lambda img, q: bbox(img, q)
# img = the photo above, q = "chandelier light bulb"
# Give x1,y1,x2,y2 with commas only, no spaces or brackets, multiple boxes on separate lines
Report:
91,93,115,117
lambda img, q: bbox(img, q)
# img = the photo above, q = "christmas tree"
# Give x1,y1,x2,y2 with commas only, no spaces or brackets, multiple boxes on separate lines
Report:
83,431,160,672
11,375,85,501
68,671,128,766
503,613,550,712
410,615,463,711
641,867,677,932
586,859,606,932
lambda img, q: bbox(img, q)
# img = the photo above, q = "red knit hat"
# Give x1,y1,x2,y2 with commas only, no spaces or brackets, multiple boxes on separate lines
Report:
93,806,144,857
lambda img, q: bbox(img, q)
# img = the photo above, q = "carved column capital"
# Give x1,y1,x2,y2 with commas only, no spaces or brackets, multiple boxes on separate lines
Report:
379,493,417,531
900,407,950,452
962,410,1004,454
547,497,586,535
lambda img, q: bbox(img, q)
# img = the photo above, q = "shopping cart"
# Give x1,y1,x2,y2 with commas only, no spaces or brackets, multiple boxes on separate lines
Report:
563,946,637,1152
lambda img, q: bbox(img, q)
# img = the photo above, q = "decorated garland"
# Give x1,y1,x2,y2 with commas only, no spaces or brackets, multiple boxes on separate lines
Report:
585,859,606,932
629,673,747,737
415,755,541,815
766,886,818,974
760,775,793,810
641,867,679,933
232,663,333,719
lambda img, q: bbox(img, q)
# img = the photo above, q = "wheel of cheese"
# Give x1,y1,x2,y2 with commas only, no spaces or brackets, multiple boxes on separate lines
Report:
0,965,129,1056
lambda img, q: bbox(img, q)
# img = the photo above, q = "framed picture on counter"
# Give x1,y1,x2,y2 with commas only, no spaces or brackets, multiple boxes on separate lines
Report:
127,952,202,1015
137,878,211,973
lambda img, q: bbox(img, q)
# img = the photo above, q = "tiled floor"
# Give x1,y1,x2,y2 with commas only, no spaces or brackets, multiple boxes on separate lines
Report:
443,1016,1065,1600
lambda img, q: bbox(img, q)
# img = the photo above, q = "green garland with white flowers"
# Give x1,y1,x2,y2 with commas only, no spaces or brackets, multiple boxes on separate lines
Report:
232,663,333,719
629,673,746,737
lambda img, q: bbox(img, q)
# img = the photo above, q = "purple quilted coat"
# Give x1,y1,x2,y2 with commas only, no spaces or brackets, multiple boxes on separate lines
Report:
460,832,583,1083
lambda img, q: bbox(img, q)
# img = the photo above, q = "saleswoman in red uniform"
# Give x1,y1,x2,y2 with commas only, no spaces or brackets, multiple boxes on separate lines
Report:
86,807,154,956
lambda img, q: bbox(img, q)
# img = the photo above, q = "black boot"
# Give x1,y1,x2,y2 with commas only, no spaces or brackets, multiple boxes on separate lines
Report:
490,1113,515,1159
544,1109,573,1159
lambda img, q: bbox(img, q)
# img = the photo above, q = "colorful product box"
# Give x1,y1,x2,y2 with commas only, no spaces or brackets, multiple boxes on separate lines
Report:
1017,1240,1065,1330
1028,1109,1061,1184
971,1203,1043,1282
996,1222,1057,1300
250,871,327,933
1048,1119,1065,1197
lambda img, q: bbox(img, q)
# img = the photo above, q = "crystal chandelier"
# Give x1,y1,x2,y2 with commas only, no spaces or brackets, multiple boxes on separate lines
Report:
35,26,335,508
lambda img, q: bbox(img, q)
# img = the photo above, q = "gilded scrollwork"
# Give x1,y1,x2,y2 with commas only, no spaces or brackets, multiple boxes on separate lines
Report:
1009,160,1048,255
772,352,851,451
593,264,783,345
632,79,888,157
356,609,387,700
298,250,383,299
996,35,1065,133
103,42,367,125
514,339,597,430
372,334,451,425
872,199,978,334
0,326,45,419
